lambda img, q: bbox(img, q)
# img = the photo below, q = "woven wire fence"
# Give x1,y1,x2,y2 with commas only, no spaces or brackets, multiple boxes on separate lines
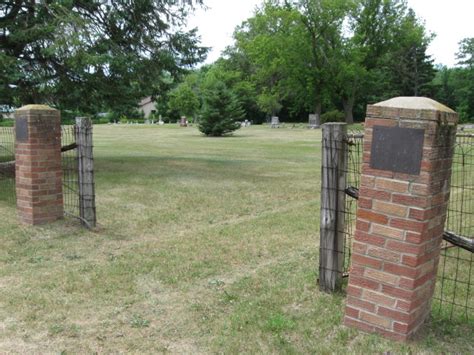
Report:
342,132,364,275
0,127,16,204
61,125,80,217
432,133,474,322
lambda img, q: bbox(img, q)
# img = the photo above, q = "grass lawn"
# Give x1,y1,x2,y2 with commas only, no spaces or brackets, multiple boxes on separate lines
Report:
0,125,472,353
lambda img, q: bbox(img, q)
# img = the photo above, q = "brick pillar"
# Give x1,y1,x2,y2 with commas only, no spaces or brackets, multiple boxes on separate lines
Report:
344,97,458,341
15,105,63,225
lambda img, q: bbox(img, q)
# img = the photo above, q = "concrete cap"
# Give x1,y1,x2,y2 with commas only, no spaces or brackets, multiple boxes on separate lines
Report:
374,97,455,113
16,104,57,111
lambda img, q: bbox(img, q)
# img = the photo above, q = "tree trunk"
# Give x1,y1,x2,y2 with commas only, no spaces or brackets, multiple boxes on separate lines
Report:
342,96,354,124
315,100,322,117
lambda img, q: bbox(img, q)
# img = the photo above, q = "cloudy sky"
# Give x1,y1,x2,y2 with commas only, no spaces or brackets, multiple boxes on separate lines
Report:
187,0,474,67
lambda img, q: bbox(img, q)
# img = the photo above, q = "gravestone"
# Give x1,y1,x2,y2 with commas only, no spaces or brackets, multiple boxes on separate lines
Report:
180,116,187,127
309,113,320,129
271,116,280,128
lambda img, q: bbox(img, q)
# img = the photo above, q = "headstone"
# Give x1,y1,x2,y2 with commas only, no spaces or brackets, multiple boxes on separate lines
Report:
309,113,320,129
180,116,187,127
271,116,280,128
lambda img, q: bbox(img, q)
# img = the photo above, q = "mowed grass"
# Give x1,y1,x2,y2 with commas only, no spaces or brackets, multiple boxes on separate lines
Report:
0,125,472,353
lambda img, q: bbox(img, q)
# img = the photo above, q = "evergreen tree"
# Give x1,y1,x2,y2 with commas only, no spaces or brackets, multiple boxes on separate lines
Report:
199,81,244,137
1,1,206,114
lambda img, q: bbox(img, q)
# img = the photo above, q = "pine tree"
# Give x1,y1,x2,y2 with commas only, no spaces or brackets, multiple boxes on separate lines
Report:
199,81,244,137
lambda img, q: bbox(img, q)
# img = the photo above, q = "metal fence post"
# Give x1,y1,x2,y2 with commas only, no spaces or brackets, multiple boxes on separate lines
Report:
319,122,347,292
76,117,96,228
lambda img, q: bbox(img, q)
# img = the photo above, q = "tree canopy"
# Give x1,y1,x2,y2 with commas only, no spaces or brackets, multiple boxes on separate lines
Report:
2,0,472,123
1,0,207,115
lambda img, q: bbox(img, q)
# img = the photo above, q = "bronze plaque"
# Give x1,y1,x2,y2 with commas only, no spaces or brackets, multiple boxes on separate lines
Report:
16,117,29,142
370,126,424,175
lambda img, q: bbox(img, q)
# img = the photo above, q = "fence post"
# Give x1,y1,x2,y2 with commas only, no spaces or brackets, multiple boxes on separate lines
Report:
76,117,96,228
320,122,347,292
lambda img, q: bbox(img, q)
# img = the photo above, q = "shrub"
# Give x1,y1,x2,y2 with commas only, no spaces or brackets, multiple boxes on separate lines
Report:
199,81,244,137
321,110,345,124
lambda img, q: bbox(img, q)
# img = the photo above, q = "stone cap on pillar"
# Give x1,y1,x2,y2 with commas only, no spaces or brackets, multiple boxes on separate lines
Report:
367,96,458,124
16,104,58,112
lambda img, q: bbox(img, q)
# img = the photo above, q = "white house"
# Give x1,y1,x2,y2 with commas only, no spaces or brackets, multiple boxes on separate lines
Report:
138,96,156,118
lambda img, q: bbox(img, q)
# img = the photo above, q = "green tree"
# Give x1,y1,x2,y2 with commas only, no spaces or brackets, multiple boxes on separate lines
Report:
199,80,244,136
455,38,474,121
1,0,207,115
168,82,200,119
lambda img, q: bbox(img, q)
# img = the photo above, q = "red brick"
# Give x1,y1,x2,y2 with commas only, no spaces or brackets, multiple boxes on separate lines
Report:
345,306,360,319
350,276,381,291
386,240,424,255
356,220,370,232
365,118,398,128
364,268,399,286
389,218,428,234
359,187,391,201
346,285,363,297
353,241,368,255
377,307,412,323
350,265,365,277
393,322,415,334
360,311,392,329
371,223,404,240
383,262,418,278
399,271,435,289
367,246,400,263
362,164,395,178
373,200,408,217
352,254,383,270
357,209,389,225
359,197,373,209
375,178,409,193
354,230,386,247
360,175,376,188
363,290,397,308
392,194,429,208
405,231,430,244
382,285,415,300
347,295,376,312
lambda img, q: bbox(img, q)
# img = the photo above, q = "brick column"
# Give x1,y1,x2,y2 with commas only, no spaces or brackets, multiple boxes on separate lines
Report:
344,97,458,341
15,105,63,225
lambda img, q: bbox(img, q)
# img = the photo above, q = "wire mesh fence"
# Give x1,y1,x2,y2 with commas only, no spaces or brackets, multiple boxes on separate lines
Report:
342,132,364,276
335,130,473,323
61,125,80,217
432,133,474,323
0,127,16,204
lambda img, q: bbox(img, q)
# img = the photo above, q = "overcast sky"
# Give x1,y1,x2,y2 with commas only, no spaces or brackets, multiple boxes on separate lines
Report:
187,0,474,67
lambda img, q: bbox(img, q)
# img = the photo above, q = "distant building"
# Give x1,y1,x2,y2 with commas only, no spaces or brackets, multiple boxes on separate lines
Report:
139,97,156,118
